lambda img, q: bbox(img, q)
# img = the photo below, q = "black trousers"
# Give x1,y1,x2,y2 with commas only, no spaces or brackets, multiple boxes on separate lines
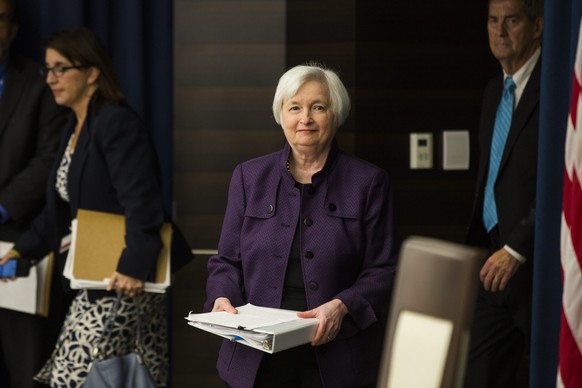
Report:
0,308,53,388
464,227,531,388
0,256,74,388
254,345,323,388
464,288,528,388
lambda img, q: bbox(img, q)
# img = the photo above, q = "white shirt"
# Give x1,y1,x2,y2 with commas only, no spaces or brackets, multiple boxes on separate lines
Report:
503,47,541,110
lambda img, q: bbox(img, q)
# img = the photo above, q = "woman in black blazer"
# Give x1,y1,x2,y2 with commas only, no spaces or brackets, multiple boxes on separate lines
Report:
0,27,171,387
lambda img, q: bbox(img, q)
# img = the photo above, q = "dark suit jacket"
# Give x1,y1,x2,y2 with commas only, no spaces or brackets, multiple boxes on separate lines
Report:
467,58,539,256
0,55,64,241
14,98,166,281
467,58,540,328
205,141,397,388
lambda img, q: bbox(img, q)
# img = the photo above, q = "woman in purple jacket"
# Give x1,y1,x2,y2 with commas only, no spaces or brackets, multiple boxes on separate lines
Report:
205,63,397,388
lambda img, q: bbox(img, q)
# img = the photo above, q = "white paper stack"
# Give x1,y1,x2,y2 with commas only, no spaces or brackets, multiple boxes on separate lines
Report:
0,241,53,316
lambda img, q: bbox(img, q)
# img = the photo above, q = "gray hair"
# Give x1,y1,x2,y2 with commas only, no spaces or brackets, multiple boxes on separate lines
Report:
523,0,543,20
272,63,350,129
489,0,544,20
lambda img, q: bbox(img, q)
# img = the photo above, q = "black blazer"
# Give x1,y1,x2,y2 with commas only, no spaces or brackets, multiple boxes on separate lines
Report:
0,55,65,241
467,58,540,261
15,98,169,281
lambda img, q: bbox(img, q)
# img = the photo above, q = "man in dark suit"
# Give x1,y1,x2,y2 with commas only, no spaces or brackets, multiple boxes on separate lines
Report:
465,0,543,387
0,0,66,387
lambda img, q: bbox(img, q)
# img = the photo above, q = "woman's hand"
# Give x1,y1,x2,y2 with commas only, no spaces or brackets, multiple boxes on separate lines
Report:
298,298,348,346
106,271,144,297
212,297,238,314
0,251,16,266
0,250,20,283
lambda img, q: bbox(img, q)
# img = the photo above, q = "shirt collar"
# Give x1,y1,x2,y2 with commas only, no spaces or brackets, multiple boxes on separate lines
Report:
503,47,540,107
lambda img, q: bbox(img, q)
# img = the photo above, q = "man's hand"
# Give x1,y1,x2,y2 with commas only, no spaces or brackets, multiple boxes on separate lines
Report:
480,247,521,292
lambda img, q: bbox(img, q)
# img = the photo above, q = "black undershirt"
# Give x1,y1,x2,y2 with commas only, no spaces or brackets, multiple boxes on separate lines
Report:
280,183,307,312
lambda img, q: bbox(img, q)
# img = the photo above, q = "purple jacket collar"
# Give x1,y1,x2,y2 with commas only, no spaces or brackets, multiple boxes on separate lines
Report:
278,139,340,185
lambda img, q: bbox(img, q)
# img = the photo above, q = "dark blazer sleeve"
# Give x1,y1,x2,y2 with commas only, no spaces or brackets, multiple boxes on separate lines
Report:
0,56,65,226
333,166,397,331
205,164,246,311
76,104,165,280
12,120,77,260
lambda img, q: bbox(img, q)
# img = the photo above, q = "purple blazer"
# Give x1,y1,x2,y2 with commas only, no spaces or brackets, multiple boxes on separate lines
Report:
205,140,397,388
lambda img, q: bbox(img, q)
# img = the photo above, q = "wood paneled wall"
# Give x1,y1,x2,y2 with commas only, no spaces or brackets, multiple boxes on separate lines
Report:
174,0,287,251
172,1,286,386
172,1,500,386
285,0,357,153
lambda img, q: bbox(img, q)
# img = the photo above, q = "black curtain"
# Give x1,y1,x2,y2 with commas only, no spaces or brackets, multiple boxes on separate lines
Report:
13,0,174,214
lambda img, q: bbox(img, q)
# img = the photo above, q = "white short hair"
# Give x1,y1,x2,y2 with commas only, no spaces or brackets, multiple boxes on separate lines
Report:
272,63,350,128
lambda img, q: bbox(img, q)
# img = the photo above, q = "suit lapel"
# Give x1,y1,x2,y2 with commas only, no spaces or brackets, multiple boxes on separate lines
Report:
498,59,541,173
67,111,92,211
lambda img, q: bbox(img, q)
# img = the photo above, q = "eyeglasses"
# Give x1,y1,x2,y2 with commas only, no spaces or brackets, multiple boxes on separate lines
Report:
40,65,87,78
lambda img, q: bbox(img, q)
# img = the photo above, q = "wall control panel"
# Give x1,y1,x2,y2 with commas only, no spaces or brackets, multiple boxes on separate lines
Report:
442,130,470,170
410,133,433,169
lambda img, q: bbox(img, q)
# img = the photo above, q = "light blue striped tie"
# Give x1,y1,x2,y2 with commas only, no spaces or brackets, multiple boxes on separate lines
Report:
483,76,516,232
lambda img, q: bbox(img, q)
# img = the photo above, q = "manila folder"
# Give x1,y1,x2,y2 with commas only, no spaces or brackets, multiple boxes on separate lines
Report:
72,209,171,286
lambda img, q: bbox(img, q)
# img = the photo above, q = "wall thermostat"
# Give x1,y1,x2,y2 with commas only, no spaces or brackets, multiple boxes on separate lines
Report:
410,133,433,169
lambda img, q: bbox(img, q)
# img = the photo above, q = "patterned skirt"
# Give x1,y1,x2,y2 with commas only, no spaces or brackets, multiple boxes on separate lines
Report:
34,289,168,387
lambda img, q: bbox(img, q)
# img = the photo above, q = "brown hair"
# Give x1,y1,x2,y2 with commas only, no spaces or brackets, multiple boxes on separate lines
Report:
44,26,125,107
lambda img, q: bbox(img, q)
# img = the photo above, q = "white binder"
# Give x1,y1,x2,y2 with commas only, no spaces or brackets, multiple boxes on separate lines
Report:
185,304,319,353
